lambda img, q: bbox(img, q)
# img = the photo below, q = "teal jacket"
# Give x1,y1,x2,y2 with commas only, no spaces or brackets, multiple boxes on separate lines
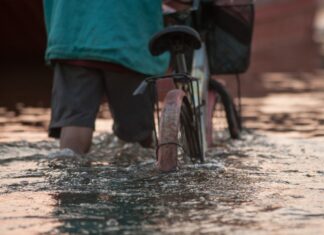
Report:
43,0,169,75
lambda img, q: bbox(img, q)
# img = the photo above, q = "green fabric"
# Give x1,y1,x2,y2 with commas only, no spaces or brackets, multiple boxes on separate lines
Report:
43,0,169,75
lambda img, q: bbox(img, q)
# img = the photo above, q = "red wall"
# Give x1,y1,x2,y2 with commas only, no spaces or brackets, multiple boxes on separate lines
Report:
0,0,46,64
0,0,50,108
249,0,319,73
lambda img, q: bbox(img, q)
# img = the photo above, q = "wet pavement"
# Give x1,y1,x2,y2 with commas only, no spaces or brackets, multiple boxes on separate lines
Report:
1,71,324,234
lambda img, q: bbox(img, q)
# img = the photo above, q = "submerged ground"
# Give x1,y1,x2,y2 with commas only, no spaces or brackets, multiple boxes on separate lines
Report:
0,72,324,234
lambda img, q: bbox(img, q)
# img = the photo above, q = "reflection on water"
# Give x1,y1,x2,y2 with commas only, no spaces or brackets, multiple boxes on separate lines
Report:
0,192,59,234
0,133,323,234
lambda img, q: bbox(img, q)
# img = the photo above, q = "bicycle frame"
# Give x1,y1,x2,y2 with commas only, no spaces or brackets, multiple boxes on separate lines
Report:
172,42,210,161
134,1,244,170
154,41,210,162
133,40,210,163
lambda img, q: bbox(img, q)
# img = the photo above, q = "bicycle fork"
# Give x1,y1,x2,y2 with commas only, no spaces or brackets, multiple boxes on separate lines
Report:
191,43,210,160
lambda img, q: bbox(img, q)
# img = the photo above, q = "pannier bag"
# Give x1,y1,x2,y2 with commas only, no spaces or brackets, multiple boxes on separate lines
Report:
200,0,255,75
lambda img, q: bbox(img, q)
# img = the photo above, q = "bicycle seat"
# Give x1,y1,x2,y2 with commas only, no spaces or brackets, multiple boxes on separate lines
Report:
149,25,201,56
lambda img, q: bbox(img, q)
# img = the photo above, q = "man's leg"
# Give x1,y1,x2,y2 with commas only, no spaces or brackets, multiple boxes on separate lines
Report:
102,70,154,146
60,126,93,154
104,71,153,147
49,63,104,153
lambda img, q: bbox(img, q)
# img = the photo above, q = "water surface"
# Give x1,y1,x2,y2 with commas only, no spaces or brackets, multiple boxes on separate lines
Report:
1,133,323,234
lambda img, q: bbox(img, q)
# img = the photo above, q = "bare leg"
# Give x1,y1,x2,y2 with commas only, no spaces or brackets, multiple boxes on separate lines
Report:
60,126,93,154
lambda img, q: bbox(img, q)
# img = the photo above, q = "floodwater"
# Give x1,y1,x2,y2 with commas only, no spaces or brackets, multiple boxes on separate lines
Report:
1,72,324,234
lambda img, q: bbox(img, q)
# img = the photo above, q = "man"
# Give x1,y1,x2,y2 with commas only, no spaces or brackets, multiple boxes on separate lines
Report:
43,0,169,154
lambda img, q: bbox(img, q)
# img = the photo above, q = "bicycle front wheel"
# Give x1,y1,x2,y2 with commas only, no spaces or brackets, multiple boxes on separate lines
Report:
157,89,203,172
207,79,241,146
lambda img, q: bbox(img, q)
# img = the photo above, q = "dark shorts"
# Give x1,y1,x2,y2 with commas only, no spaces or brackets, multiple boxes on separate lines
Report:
49,63,153,142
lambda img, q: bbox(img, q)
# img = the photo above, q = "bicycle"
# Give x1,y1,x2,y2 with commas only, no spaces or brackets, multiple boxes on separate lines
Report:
134,0,253,171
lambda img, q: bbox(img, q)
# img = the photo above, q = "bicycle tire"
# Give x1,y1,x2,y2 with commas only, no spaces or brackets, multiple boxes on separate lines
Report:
207,79,241,145
157,89,202,172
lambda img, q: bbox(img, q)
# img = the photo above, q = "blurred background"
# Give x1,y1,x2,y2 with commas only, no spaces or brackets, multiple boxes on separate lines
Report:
0,0,323,141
